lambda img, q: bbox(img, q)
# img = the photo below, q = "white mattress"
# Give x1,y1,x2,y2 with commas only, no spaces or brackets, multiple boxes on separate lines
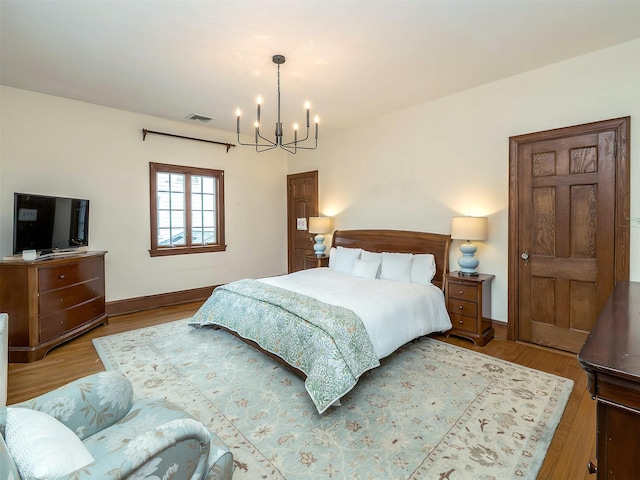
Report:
259,268,452,359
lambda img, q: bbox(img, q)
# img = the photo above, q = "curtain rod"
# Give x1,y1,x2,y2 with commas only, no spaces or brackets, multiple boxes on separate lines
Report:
142,129,236,153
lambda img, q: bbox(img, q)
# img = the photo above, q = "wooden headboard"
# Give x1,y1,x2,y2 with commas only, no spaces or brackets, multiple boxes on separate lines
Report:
331,229,451,290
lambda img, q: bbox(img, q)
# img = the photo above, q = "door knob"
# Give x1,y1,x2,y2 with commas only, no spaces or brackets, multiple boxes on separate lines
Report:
521,251,529,265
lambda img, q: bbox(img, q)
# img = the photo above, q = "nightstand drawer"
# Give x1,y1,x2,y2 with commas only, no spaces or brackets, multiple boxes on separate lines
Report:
449,313,477,332
447,282,477,302
447,298,478,318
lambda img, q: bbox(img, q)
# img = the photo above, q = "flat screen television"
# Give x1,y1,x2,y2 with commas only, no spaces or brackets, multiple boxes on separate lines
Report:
13,192,90,254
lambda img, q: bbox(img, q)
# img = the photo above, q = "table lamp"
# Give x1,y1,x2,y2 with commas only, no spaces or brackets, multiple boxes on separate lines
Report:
308,217,332,257
451,216,488,276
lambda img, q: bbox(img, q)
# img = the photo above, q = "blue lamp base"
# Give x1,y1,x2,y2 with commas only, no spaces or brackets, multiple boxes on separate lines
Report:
457,241,480,276
313,234,326,257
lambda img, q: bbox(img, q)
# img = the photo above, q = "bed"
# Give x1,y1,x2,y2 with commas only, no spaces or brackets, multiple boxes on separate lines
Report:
190,229,452,413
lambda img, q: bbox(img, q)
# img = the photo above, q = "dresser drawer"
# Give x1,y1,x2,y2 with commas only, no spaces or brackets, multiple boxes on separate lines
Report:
449,313,477,332
38,256,104,291
447,281,477,302
447,298,478,318
39,277,105,315
39,296,106,342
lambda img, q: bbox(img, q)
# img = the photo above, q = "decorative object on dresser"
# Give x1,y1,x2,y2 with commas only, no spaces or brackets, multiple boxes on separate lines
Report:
308,216,332,256
0,252,108,362
578,281,640,479
303,253,329,269
21,250,36,261
450,216,488,275
445,271,494,346
94,318,574,480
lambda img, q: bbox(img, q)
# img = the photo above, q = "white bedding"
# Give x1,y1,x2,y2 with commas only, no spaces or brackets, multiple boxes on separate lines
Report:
259,267,452,359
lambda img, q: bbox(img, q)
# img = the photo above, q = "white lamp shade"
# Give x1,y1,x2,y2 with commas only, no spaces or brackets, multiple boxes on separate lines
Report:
308,216,332,234
451,216,488,241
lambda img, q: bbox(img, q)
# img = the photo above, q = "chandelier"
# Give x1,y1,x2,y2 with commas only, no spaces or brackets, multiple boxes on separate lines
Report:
235,54,319,154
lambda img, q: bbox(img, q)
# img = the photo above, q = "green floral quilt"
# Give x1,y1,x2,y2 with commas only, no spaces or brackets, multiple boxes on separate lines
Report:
191,279,380,413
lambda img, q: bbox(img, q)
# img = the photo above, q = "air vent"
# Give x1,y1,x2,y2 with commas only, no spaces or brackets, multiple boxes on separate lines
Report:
186,113,213,123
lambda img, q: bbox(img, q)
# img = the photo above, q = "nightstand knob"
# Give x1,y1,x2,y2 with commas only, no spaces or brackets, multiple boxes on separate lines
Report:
459,290,464,294
459,305,463,310
459,320,463,324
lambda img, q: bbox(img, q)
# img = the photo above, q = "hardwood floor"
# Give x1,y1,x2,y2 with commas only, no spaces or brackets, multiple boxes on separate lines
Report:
7,303,596,479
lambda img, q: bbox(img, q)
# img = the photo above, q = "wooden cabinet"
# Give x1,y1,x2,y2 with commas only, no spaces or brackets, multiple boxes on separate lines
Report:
0,252,108,362
578,281,640,479
303,254,329,270
444,271,494,346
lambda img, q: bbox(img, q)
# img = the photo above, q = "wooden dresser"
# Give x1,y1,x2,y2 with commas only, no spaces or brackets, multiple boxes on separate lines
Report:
578,281,640,478
0,251,108,362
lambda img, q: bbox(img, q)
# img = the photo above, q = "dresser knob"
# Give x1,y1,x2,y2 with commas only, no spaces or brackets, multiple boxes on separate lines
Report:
459,290,464,294
459,320,463,324
58,274,66,280
459,305,463,309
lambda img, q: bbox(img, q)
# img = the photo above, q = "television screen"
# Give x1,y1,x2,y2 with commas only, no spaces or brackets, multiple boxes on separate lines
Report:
13,193,90,254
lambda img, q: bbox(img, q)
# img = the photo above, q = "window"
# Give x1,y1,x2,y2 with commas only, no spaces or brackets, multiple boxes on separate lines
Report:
149,162,225,257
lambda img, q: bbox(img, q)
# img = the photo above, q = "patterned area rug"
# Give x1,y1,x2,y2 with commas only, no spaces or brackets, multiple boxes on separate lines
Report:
93,319,573,479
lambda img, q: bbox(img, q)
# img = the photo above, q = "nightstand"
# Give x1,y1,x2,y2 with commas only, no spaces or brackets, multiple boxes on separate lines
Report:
303,254,329,269
444,271,495,346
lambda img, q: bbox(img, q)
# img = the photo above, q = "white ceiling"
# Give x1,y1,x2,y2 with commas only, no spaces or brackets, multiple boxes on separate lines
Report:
2,0,640,136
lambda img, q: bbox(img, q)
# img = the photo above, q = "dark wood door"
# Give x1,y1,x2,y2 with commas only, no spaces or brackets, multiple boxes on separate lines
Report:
508,117,630,353
287,171,318,273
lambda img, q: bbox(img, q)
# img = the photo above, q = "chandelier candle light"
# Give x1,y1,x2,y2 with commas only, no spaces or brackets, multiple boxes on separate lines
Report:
451,216,488,276
235,54,319,154
308,216,332,257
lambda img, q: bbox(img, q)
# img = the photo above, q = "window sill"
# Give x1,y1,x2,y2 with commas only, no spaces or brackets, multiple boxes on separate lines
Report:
149,245,227,257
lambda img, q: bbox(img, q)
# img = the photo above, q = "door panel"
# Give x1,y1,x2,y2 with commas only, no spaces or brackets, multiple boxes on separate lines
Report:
287,171,318,273
509,118,630,353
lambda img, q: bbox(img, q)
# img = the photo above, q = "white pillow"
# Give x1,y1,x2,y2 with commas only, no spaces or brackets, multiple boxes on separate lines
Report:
331,246,362,274
361,249,382,265
328,247,337,269
410,254,437,285
5,407,94,479
380,252,413,282
351,259,381,279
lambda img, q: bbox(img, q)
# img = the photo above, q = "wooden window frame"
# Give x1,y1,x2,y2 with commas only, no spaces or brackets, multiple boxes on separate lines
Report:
149,162,226,257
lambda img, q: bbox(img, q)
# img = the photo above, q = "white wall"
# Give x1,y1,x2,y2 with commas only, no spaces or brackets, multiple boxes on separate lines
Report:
0,87,288,302
290,39,640,323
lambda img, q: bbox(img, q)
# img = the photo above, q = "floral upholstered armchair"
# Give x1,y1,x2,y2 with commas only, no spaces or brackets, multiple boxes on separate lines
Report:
0,371,233,480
